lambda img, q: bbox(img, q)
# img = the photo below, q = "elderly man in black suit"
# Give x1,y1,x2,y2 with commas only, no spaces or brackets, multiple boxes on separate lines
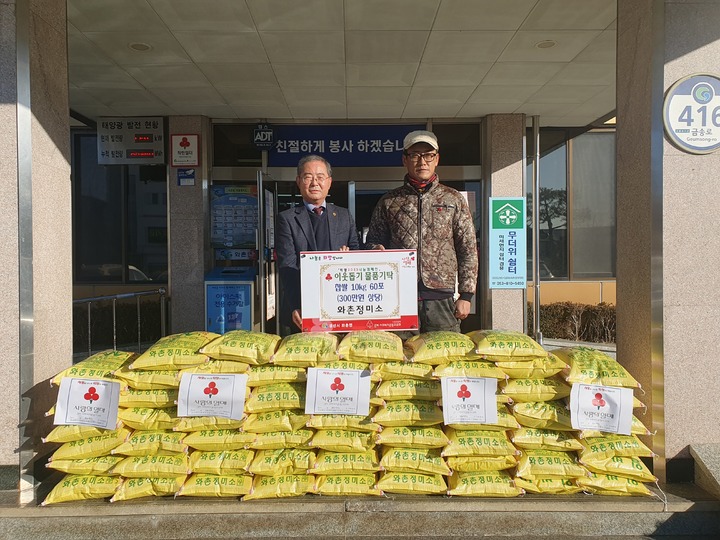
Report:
276,154,360,336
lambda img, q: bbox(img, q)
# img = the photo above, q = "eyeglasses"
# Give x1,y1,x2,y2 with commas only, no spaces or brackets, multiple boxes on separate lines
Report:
405,151,438,163
300,174,328,185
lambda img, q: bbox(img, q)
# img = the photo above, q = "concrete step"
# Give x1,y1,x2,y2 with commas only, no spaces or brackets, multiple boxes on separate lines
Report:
1,483,718,539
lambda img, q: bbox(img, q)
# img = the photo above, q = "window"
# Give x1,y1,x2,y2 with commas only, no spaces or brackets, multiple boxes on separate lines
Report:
72,131,168,283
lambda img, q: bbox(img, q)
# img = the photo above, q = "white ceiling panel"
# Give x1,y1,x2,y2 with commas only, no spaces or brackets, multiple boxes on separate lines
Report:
68,31,114,66
231,103,292,119
513,102,574,116
414,63,493,86
346,31,429,64
170,104,237,118
199,64,279,88
345,0,438,31
482,62,566,85
148,0,255,32
402,102,463,118
500,31,602,62
434,0,537,30
125,65,212,88
218,87,287,107
247,0,343,31
283,87,347,109
174,32,268,64
259,32,345,63
82,87,169,107
423,31,516,63
574,30,617,63
67,0,166,32
148,86,227,105
83,31,192,66
468,84,543,104
458,102,521,116
69,65,144,89
522,0,616,31
347,87,412,109
274,64,346,87
548,63,616,86
528,85,608,105
347,64,417,87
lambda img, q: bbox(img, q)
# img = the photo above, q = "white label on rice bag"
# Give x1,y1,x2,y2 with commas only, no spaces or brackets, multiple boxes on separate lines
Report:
178,373,248,419
441,377,498,425
570,383,633,434
54,378,120,429
305,368,371,415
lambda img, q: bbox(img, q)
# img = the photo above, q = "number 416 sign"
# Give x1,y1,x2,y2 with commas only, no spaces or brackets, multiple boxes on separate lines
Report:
664,73,720,154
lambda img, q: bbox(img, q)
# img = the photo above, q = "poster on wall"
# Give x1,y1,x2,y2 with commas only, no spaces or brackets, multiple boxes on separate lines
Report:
300,250,418,332
210,186,258,248
97,117,164,165
488,197,527,289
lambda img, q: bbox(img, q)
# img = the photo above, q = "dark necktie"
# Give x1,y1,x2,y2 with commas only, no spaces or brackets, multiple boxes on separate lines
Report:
312,206,324,215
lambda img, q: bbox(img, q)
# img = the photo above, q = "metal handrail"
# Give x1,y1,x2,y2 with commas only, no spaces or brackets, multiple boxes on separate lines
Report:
73,287,167,356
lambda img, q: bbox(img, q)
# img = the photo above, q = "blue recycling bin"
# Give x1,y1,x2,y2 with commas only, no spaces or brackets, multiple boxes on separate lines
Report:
204,267,256,333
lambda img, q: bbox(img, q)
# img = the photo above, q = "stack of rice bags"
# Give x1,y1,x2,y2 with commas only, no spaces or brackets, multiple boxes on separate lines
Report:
175,329,280,499
297,331,382,497
348,331,445,496
403,331,523,497
42,350,135,505
108,332,222,501
467,330,586,495
553,346,657,497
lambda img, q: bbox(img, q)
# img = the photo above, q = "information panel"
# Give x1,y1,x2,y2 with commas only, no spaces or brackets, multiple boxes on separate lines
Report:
489,197,527,289
97,117,164,165
210,186,258,248
300,250,418,332
663,73,720,154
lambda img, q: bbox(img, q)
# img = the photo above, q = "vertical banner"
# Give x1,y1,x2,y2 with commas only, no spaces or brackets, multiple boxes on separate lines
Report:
177,373,248,420
54,378,121,429
489,197,527,289
440,377,498,425
300,249,418,332
569,383,633,435
305,368,371,415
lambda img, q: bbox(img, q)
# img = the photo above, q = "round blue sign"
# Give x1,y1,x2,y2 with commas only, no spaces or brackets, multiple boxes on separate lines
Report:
663,73,720,154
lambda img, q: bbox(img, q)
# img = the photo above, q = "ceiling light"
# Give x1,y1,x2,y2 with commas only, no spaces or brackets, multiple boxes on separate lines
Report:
535,40,556,49
128,42,152,52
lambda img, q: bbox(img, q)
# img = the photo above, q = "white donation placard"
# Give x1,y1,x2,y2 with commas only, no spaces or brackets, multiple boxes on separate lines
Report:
178,373,248,420
305,368,371,415
54,378,120,429
441,377,498,425
569,383,633,435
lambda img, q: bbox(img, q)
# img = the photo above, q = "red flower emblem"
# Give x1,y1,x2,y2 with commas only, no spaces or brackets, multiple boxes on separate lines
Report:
457,384,471,401
330,377,344,394
84,387,100,404
204,381,219,398
592,392,606,410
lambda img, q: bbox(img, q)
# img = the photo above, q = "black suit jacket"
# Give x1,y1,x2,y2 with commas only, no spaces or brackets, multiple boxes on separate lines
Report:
276,202,360,314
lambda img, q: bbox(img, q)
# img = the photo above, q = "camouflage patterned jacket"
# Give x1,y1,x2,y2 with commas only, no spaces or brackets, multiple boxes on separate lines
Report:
365,179,478,296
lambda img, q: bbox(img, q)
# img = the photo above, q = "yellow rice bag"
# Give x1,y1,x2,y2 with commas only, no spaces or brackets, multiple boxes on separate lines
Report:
446,405,521,432
307,411,380,433
111,430,187,456
442,429,519,458
376,379,442,401
634,396,647,410
372,361,433,381
447,470,524,497
578,415,652,438
373,400,443,427
243,473,316,500
467,329,548,359
380,447,451,476
51,350,135,387
376,471,446,495
514,476,583,494
200,330,281,364
433,359,507,380
118,388,178,408
446,455,518,473
495,353,568,379
245,383,305,413
337,331,405,363
272,332,339,367
246,365,306,387
130,332,219,370
403,331,481,365
512,400,573,431
43,424,121,444
111,453,189,478
580,455,657,483
113,366,180,390
576,472,653,496
510,427,584,452
375,426,449,448
189,449,255,475
46,455,124,476
117,406,178,431
578,435,655,460
309,429,374,453
243,409,309,433
173,415,245,432
178,473,253,497
50,427,131,461
41,474,121,505
248,448,316,476
501,376,571,402
553,346,640,388
515,449,587,479
178,359,250,376
315,473,383,496
110,476,185,501
251,429,314,450
311,450,380,475
183,429,256,451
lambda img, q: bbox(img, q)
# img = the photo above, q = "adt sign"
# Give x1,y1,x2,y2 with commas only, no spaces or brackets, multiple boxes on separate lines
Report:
253,124,274,150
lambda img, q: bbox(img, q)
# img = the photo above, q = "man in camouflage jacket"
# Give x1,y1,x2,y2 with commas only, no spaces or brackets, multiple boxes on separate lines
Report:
365,130,478,333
